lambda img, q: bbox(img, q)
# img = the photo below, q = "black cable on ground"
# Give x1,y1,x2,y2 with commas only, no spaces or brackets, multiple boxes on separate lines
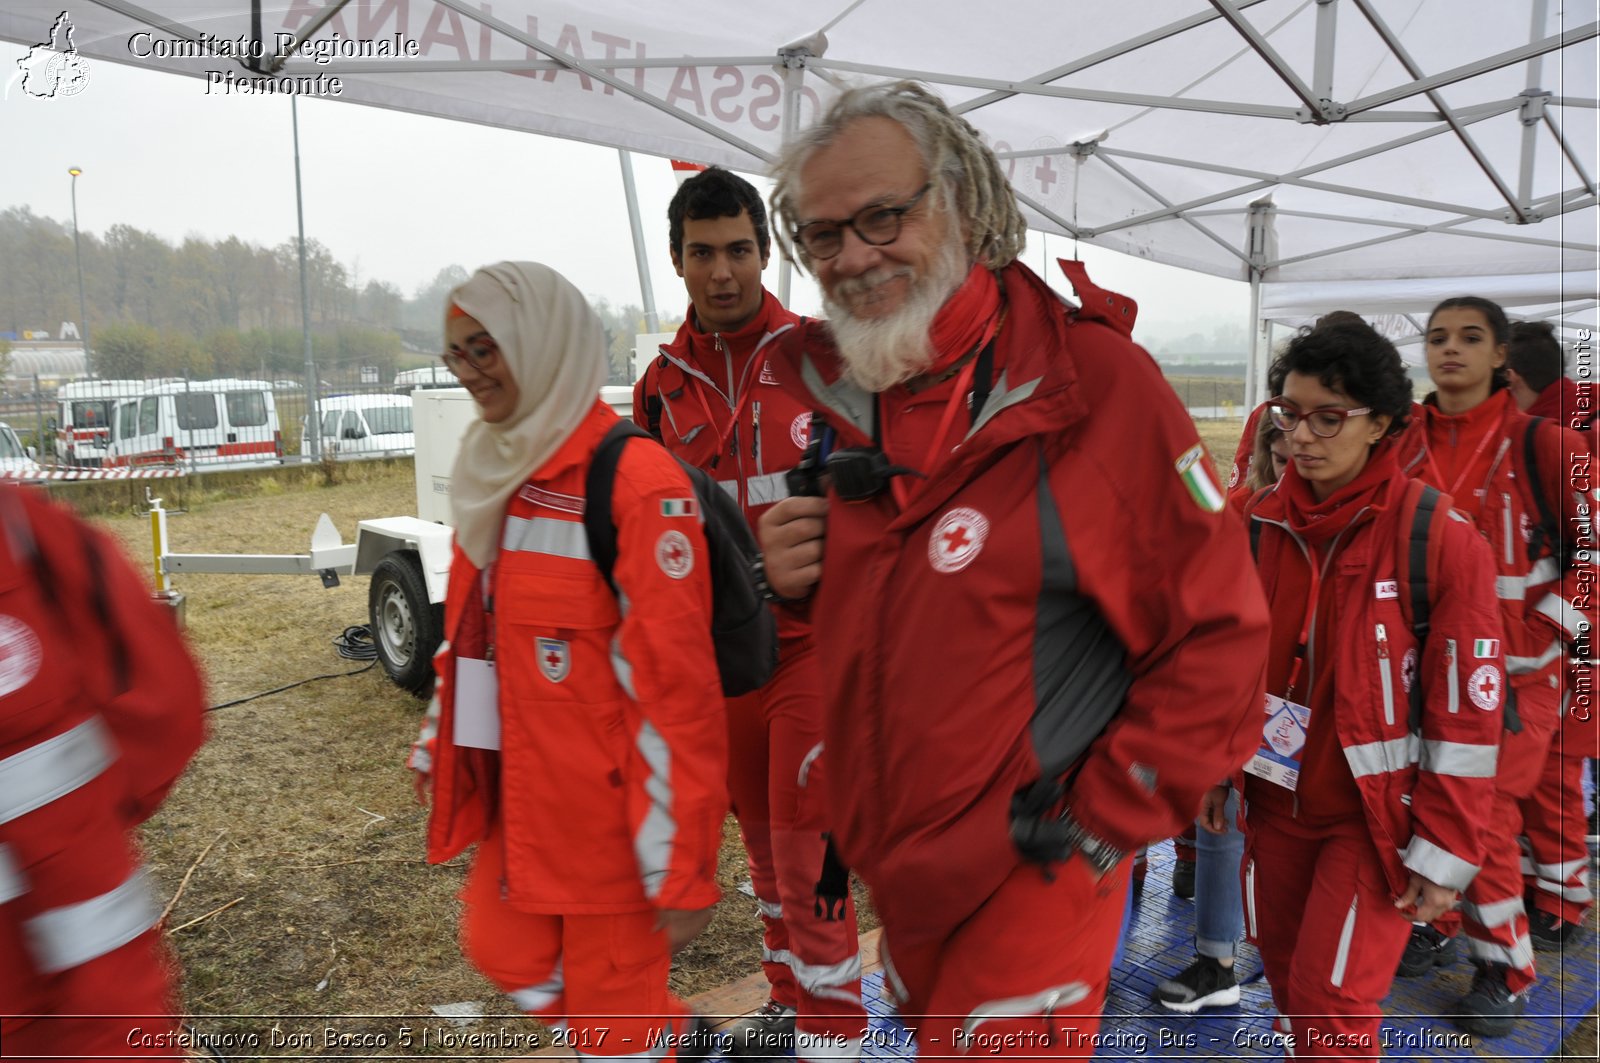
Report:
207,625,380,712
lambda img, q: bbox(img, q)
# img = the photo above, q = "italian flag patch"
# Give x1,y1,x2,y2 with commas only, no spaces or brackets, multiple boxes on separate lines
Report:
1175,443,1225,514
1474,638,1499,659
661,498,699,518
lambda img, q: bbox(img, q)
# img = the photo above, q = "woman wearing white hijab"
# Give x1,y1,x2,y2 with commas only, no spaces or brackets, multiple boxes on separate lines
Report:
408,262,728,1054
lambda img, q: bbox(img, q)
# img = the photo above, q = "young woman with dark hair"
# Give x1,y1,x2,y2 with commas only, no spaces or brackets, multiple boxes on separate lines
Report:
1241,320,1505,1059
1391,296,1593,1035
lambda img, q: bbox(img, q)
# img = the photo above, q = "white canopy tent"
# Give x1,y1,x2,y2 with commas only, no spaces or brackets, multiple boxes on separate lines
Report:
5,0,1596,403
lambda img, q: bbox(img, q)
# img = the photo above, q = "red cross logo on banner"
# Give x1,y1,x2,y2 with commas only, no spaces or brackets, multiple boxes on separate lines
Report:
1468,663,1502,711
928,506,991,574
536,638,570,684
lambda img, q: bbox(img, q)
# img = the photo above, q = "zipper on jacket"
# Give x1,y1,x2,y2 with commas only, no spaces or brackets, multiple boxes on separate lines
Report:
716,334,748,509
1502,494,1514,565
1376,624,1395,727
1330,896,1358,987
1446,638,1460,713
752,400,763,474
1244,858,1258,939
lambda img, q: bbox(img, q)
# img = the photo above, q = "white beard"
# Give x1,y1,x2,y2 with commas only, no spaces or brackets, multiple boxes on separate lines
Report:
825,236,968,394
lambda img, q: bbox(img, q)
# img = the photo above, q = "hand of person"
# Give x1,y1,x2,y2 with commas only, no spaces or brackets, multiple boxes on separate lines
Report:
757,496,829,600
1198,784,1231,834
412,769,431,807
1394,872,1456,923
654,905,716,955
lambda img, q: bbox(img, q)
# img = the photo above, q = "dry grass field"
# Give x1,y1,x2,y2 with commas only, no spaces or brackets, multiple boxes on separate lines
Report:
71,422,1596,1059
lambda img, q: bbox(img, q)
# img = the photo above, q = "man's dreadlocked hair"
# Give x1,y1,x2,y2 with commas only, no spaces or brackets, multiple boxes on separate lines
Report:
769,81,1027,274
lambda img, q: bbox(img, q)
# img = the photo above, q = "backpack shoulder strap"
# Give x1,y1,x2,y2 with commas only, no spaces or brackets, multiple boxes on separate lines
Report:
1521,415,1563,564
1396,479,1443,731
1246,485,1276,561
583,421,654,592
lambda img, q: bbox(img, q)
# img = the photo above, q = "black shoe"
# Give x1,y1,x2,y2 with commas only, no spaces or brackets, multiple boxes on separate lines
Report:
1449,964,1525,1037
1152,956,1241,1013
1395,923,1457,978
1529,907,1591,952
677,1014,730,1063
1171,858,1196,900
724,1000,795,1059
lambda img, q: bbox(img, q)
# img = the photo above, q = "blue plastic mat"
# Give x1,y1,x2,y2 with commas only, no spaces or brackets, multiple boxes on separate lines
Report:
835,838,1596,1061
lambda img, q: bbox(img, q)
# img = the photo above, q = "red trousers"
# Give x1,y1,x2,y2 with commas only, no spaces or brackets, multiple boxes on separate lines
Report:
726,640,865,1058
1244,811,1414,1062
1434,679,1557,990
876,859,1128,1060
460,823,693,1058
1519,692,1596,925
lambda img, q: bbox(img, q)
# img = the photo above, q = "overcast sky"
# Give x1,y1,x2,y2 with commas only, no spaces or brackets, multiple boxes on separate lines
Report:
2,40,1251,349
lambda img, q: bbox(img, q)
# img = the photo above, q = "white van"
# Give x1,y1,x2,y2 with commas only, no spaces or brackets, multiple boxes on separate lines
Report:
107,379,282,469
0,422,43,481
393,366,456,394
302,394,415,459
54,379,180,466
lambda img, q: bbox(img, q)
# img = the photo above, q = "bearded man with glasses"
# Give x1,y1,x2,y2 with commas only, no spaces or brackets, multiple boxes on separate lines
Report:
754,81,1271,1056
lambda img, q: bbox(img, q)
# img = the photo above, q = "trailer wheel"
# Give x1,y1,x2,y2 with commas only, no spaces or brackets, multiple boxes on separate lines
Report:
368,553,441,697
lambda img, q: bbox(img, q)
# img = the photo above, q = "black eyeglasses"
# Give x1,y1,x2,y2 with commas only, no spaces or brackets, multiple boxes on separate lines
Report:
442,335,501,375
1267,400,1373,438
792,183,932,261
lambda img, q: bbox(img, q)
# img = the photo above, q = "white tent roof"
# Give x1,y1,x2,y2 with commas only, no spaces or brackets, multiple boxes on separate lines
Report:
4,0,1594,290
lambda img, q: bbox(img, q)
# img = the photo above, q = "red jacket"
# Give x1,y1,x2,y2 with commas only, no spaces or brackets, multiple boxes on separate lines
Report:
1396,392,1594,700
768,259,1270,933
634,292,812,639
0,487,206,994
414,402,727,915
1245,472,1504,894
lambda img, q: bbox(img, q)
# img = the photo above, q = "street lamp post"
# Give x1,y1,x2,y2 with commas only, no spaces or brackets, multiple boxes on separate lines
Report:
67,166,92,379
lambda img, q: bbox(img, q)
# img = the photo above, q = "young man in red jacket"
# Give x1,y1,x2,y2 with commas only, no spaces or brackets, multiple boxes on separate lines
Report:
633,168,866,1061
757,82,1270,1057
1506,319,1595,952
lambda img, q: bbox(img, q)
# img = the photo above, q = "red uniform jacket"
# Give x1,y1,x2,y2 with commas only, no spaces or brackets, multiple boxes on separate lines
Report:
415,403,727,915
1245,475,1505,894
1396,393,1594,727
768,259,1270,935
634,292,811,639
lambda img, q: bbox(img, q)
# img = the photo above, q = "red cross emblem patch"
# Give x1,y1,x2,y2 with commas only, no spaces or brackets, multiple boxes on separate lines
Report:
0,615,43,697
928,506,990,574
1468,663,1502,712
656,530,694,579
536,638,570,684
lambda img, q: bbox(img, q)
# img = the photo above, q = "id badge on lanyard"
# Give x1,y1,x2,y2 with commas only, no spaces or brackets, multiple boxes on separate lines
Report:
1244,693,1311,791
452,563,501,750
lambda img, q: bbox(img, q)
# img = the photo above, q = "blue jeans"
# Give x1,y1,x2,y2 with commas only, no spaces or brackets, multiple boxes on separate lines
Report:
1196,789,1245,959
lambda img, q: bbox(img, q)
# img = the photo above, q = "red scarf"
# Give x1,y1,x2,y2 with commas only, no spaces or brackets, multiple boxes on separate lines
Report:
924,264,1001,376
1279,438,1399,547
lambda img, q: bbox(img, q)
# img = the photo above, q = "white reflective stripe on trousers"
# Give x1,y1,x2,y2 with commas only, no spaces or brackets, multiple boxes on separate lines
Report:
24,867,159,973
0,716,116,824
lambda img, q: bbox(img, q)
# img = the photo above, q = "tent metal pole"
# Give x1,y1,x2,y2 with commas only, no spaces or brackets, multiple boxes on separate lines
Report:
1518,0,1551,209
1247,268,1263,412
1208,0,1325,118
618,151,658,337
291,95,320,462
1544,114,1599,195
1312,0,1338,106
777,61,807,308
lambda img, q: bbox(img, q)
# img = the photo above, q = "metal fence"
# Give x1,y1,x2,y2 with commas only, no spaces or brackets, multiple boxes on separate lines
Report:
0,369,441,476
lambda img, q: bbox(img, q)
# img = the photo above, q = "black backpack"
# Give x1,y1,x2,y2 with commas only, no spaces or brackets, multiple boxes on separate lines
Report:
583,421,778,697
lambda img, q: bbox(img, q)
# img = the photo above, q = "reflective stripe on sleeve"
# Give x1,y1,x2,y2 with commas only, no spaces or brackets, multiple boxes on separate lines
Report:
1343,735,1419,779
632,720,676,901
1401,836,1480,892
0,717,116,824
502,515,590,560
24,868,158,973
746,471,790,507
1507,639,1563,675
1419,740,1498,779
1534,592,1589,641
